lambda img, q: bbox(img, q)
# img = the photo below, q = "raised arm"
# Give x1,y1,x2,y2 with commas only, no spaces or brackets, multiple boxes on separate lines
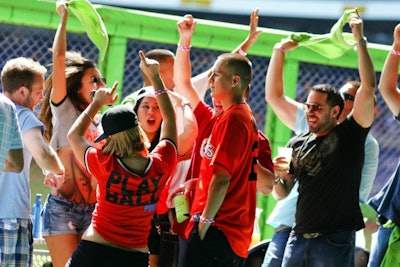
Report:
190,9,262,100
174,14,202,110
379,23,400,116
67,82,119,167
265,39,302,130
349,11,376,128
140,52,177,144
51,0,69,104
232,9,263,55
168,91,198,157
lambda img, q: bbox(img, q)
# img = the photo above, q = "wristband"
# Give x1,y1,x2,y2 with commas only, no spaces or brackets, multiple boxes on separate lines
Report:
200,216,215,224
273,43,286,53
390,49,400,56
238,48,247,56
274,176,285,185
53,173,65,179
177,44,191,52
154,88,168,96
182,100,191,108
82,111,94,122
357,36,368,47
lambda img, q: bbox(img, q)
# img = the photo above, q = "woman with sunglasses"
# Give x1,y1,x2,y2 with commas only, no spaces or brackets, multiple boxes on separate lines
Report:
38,2,107,266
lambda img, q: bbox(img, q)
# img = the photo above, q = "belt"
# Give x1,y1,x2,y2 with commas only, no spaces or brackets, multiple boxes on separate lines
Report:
302,232,322,239
274,225,292,233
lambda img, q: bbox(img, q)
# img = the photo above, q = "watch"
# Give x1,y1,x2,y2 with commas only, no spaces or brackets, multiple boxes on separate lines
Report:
274,177,285,185
357,36,368,47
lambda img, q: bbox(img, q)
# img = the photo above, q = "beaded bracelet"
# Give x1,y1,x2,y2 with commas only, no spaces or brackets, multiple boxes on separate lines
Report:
200,216,215,224
177,44,191,52
390,49,400,56
154,88,168,96
53,173,65,179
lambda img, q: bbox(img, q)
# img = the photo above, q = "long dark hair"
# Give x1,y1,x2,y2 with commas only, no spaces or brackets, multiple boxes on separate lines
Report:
38,51,97,142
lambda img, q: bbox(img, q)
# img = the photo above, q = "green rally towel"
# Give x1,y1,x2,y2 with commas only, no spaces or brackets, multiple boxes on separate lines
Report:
380,225,400,267
67,0,109,62
288,9,358,59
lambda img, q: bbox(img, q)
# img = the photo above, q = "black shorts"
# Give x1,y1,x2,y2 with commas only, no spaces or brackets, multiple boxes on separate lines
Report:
67,240,148,267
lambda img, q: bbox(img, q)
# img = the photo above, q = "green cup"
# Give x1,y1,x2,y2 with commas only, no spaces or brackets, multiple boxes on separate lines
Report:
173,193,190,223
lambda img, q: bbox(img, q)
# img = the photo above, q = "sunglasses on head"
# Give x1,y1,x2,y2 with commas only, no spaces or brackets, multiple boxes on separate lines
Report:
303,103,328,113
341,92,355,102
90,76,107,86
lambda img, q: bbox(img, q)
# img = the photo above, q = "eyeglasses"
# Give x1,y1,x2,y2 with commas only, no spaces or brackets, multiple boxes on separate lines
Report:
341,92,355,102
88,76,106,86
303,103,330,113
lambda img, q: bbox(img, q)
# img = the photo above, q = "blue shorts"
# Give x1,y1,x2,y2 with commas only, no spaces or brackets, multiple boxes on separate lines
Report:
0,218,33,266
42,194,95,236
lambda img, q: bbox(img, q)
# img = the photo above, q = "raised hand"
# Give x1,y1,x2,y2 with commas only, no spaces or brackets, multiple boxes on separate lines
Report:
348,8,364,41
177,14,196,40
56,0,69,18
138,50,161,82
394,23,400,47
91,81,119,107
247,9,263,46
235,8,263,54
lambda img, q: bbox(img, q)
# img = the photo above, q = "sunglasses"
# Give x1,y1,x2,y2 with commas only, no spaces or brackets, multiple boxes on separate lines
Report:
341,92,355,102
89,76,107,86
303,103,330,113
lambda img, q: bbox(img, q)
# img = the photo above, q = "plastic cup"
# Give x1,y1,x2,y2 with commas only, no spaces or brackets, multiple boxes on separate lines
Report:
173,193,190,223
277,147,293,169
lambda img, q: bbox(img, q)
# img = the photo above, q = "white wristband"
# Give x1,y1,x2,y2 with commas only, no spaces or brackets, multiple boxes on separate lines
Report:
238,48,247,56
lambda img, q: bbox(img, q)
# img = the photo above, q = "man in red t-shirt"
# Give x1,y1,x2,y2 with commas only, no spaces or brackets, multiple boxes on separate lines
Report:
176,18,260,264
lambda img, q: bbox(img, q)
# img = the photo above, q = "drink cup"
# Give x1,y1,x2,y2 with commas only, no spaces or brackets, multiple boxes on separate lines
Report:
277,147,293,169
173,193,190,223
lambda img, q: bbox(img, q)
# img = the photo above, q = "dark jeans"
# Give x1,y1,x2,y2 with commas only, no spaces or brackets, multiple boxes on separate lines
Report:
282,230,355,267
183,223,245,267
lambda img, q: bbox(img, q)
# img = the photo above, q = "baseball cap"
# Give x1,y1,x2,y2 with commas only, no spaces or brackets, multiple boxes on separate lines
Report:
94,105,139,143
121,86,156,110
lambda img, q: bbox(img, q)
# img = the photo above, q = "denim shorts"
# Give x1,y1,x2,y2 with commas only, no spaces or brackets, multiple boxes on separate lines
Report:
42,194,95,236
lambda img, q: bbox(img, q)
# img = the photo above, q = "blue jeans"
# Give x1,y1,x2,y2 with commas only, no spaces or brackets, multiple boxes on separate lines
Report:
367,225,393,267
282,230,355,267
261,227,291,267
